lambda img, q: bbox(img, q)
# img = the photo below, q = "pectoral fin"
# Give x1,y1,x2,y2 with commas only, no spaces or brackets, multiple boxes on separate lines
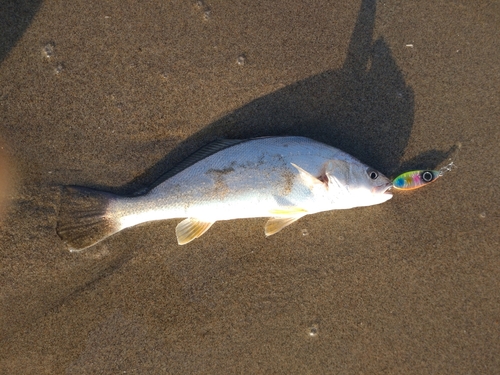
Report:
176,218,215,245
291,163,326,189
265,216,303,236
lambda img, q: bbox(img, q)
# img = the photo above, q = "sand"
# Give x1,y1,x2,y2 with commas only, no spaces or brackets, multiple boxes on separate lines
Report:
1,0,499,373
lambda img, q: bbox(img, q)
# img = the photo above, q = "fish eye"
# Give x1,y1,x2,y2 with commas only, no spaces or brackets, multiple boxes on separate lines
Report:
421,171,434,182
367,169,379,180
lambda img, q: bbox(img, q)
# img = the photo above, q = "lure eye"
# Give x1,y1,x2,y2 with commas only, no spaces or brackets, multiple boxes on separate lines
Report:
367,169,379,180
421,171,434,182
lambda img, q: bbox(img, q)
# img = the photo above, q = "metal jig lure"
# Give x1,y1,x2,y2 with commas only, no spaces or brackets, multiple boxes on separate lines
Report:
392,162,454,190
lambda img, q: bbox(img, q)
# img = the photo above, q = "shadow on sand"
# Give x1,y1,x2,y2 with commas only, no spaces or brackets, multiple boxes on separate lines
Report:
0,0,43,63
97,0,452,194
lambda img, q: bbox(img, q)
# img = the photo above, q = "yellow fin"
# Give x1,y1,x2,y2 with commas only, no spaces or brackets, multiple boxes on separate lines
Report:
176,218,215,245
291,163,325,189
265,216,303,236
269,207,308,216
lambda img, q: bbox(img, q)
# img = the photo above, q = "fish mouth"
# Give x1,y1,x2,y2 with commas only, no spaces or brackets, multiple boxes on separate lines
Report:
384,182,393,194
373,181,393,195
384,182,394,194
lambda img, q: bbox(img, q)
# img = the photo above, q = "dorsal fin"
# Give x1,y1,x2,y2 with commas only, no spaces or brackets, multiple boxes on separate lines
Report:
150,139,245,189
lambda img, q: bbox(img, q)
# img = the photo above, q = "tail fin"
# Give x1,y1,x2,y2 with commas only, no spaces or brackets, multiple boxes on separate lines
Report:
56,186,121,251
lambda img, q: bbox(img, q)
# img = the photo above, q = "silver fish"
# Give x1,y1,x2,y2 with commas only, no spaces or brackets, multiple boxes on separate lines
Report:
57,136,392,250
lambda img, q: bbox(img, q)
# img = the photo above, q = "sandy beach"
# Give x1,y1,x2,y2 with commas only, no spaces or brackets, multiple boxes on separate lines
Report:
1,0,499,373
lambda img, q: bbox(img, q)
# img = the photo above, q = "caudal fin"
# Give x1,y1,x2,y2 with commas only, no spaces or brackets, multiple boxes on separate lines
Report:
56,186,121,251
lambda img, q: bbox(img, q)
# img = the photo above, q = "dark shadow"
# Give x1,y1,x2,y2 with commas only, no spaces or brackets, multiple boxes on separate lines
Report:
105,0,447,195
397,145,458,172
0,0,43,63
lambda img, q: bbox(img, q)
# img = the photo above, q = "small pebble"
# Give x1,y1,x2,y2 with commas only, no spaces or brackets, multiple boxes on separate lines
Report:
42,43,55,58
236,54,246,66
308,325,319,337
54,64,64,75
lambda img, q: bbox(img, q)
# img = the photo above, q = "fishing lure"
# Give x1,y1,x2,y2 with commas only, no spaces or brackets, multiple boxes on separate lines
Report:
392,162,454,190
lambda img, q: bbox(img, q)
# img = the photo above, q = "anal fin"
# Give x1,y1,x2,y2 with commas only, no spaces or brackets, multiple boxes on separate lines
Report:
176,218,215,245
265,216,303,236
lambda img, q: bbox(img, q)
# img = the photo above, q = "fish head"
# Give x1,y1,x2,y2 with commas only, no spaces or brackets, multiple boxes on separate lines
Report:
324,160,393,207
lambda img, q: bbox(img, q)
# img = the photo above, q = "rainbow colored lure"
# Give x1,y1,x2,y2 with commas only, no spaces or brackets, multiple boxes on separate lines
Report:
392,162,454,191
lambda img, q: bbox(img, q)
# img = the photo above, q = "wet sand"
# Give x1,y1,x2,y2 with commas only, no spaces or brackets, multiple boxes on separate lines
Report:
1,0,499,373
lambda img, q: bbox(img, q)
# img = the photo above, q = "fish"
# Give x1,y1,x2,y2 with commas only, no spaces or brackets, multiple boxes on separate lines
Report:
392,162,454,190
56,136,393,251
